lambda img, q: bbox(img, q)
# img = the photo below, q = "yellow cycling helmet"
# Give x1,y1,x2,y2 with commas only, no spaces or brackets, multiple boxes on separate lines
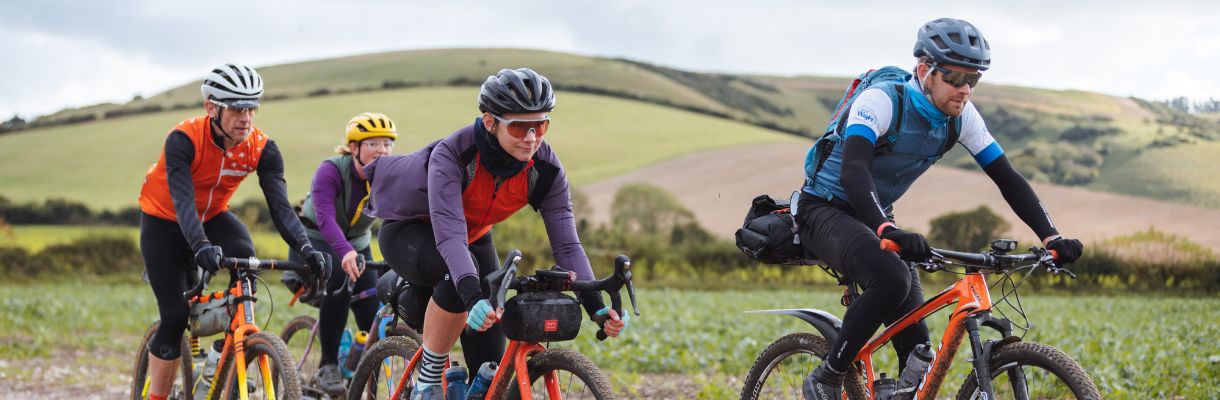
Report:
345,112,398,143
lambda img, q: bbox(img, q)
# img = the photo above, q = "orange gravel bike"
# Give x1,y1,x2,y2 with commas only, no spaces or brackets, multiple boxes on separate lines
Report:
132,257,320,400
346,249,639,400
740,239,1101,399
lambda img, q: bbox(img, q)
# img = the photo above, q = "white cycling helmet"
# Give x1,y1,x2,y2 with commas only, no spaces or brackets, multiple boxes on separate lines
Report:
200,63,263,108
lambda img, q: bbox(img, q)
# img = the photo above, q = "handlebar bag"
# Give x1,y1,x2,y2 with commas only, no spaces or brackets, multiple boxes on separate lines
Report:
189,297,232,337
501,292,582,342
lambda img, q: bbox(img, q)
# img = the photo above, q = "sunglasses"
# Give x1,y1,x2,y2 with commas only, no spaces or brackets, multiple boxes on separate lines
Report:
208,99,259,115
930,64,982,89
492,114,550,139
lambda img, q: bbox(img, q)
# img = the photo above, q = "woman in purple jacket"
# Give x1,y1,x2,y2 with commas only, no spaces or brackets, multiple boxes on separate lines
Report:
291,112,397,396
364,68,627,399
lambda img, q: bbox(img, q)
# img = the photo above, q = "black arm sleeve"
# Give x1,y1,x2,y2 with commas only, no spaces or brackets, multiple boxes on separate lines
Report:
256,140,312,252
840,136,891,231
165,131,210,252
982,155,1059,240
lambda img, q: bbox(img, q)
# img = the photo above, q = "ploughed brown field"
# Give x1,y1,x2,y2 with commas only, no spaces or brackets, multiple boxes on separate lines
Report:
581,142,1220,253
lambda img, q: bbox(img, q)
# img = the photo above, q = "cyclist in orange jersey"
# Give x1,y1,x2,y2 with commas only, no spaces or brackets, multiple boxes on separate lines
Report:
137,63,328,400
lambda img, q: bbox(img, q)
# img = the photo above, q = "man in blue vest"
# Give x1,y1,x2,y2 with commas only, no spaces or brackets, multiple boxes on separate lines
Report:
799,18,1085,399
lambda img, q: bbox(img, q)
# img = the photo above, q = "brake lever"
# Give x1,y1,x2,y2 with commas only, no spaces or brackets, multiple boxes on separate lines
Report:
615,255,639,317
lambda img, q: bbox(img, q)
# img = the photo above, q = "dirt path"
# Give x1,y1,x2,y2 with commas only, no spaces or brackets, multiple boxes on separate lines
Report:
581,142,1220,252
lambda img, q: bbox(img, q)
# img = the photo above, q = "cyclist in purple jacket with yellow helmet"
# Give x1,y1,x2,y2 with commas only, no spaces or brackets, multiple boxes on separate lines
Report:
290,112,397,396
364,68,627,399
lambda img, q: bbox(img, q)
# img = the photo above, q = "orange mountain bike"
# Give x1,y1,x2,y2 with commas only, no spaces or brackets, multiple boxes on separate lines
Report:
345,249,639,400
740,239,1101,400
132,257,320,400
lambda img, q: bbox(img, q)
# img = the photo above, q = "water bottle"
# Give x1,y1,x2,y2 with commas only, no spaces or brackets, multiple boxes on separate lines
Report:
872,373,896,400
893,344,935,400
343,330,368,375
465,362,497,399
193,341,223,400
337,329,353,371
444,362,469,400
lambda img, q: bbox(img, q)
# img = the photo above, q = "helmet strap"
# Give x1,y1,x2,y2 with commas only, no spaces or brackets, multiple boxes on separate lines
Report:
919,64,936,96
209,103,239,147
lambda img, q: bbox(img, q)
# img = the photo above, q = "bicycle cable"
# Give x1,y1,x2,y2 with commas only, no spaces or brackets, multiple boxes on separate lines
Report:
989,264,1039,337
253,273,275,328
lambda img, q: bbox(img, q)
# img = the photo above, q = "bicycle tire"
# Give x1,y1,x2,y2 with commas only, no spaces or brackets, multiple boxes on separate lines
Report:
130,320,194,400
503,347,615,400
346,335,419,400
217,331,303,400
955,341,1101,400
365,320,421,350
739,333,868,400
279,315,321,384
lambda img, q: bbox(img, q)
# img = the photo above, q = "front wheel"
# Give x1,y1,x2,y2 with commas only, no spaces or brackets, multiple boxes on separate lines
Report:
956,341,1101,400
504,348,615,400
346,335,419,400
739,333,867,400
130,321,194,400
218,331,302,399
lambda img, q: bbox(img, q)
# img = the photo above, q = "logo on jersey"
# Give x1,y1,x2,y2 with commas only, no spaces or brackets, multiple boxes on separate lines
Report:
856,106,878,124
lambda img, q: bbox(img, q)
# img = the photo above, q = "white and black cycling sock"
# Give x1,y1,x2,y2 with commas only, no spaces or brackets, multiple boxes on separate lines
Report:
417,345,448,388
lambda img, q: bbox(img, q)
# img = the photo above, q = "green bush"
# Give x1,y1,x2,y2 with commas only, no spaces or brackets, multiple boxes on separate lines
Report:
928,205,1011,251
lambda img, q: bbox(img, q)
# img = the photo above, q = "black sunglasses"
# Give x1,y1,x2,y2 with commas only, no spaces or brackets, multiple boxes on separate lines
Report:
930,64,982,89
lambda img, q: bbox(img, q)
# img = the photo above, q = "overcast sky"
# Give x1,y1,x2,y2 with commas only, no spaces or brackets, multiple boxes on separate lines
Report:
3,0,1218,119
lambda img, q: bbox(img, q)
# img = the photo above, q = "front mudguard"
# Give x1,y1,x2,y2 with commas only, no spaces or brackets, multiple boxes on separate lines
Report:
745,308,843,344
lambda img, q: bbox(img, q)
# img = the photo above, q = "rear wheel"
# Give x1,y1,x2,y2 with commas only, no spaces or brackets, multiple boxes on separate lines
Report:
739,333,867,400
504,348,615,400
218,331,302,399
956,341,1101,400
130,321,194,400
346,335,419,400
279,315,321,386
365,319,421,350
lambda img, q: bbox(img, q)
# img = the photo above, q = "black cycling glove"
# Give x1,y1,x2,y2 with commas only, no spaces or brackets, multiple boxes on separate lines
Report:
194,243,223,273
456,275,484,312
1046,237,1084,265
302,245,330,281
880,226,932,262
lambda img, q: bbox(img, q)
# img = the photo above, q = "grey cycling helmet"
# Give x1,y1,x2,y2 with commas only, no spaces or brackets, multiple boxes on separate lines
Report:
913,18,991,71
200,63,264,108
478,68,556,115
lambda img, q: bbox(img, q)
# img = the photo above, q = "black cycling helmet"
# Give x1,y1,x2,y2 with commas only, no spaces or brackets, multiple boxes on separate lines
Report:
478,68,556,115
913,18,991,71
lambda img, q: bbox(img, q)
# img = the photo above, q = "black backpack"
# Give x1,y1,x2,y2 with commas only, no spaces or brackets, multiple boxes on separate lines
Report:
735,192,813,265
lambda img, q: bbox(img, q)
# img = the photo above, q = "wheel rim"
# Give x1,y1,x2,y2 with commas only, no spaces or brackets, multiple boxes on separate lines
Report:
753,348,819,399
361,352,413,399
524,369,599,399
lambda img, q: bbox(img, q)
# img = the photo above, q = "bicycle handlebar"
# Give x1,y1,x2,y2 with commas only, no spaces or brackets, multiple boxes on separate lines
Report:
881,238,1073,276
184,257,312,301
469,249,639,341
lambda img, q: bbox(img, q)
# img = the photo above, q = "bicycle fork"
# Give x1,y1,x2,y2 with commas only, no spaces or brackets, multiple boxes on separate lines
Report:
963,312,1028,400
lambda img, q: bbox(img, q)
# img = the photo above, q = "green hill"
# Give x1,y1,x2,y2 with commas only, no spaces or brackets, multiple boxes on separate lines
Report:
5,48,1219,208
0,86,796,209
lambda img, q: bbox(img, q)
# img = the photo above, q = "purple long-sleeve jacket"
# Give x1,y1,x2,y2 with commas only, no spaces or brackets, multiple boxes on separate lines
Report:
364,122,592,291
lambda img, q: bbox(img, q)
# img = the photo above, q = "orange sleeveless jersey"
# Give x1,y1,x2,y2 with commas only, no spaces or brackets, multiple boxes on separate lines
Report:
139,116,269,222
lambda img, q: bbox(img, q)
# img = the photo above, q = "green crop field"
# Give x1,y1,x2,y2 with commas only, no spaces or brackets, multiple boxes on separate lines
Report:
1,281,1216,398
0,86,796,210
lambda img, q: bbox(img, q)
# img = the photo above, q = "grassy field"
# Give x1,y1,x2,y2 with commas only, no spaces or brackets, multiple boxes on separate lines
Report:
1091,141,1220,209
1,282,1215,399
0,86,796,210
0,225,376,261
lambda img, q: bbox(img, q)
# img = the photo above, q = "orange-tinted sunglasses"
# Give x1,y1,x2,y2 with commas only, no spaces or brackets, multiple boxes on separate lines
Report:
492,115,550,139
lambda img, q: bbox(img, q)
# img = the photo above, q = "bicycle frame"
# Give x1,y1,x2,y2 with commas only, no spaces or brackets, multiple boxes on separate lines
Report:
387,338,557,400
855,270,1008,399
191,273,278,400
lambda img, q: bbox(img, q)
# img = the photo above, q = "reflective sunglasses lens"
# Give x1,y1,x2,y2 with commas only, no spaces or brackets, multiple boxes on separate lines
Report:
943,70,981,88
507,119,549,139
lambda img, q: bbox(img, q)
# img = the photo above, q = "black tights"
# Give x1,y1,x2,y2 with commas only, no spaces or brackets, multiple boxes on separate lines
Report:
378,219,505,372
141,211,254,360
796,194,931,373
